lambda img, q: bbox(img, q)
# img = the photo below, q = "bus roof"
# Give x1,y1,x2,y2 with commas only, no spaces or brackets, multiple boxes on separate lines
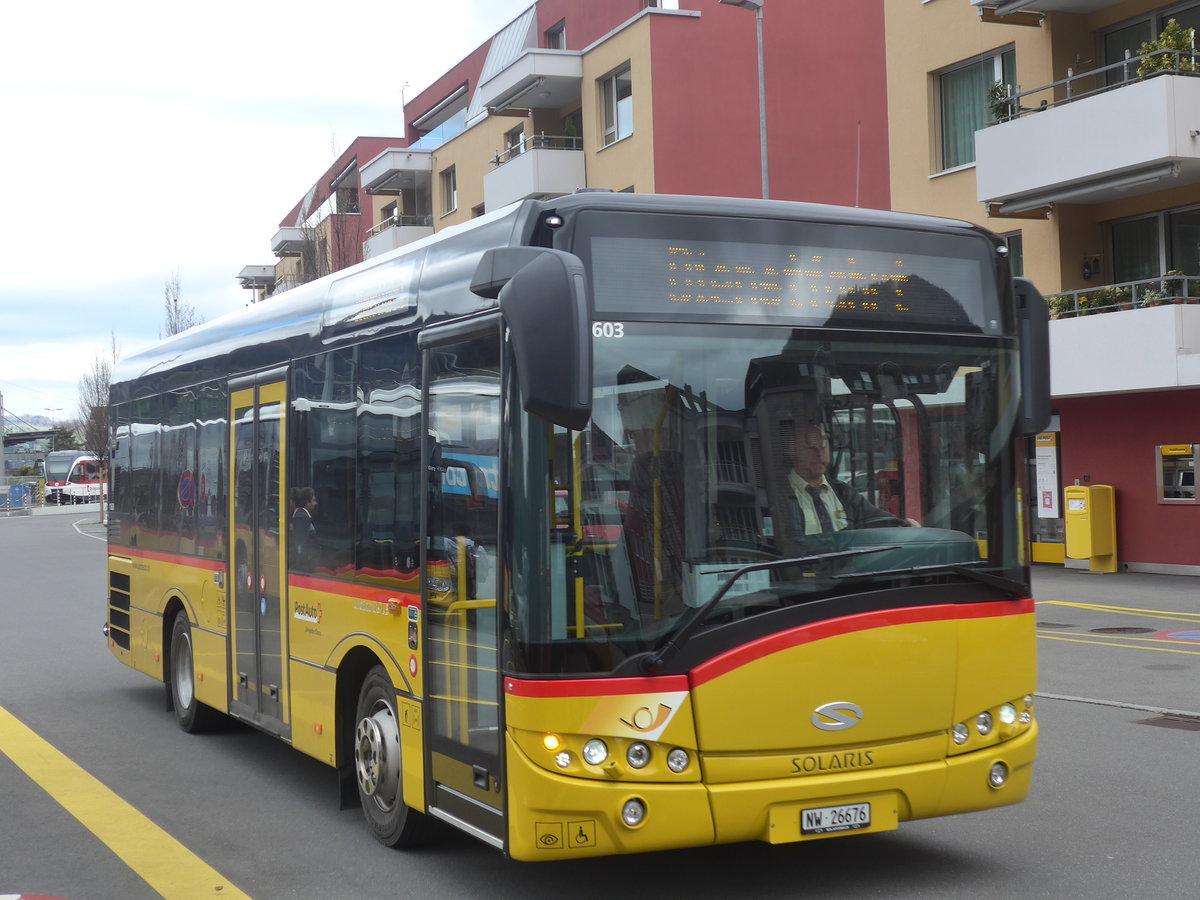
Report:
112,193,996,403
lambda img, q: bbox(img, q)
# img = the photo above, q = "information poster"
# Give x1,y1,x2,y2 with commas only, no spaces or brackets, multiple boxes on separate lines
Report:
1035,432,1060,518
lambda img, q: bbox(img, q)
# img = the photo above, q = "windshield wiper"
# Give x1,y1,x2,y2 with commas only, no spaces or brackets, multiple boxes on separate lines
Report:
831,560,1028,594
641,545,901,674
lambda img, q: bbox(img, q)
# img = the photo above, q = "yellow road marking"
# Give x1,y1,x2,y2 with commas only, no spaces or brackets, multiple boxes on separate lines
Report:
1039,630,1200,647
0,705,250,899
1037,633,1200,656
1038,599,1200,624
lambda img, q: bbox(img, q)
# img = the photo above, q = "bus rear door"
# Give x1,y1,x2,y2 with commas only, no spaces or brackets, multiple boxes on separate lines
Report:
228,373,290,739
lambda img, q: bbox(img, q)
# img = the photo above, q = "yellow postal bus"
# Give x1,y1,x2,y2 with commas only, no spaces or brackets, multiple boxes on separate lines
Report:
104,192,1049,860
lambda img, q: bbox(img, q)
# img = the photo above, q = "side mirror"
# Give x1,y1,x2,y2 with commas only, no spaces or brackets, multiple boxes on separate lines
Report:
472,248,592,430
1015,277,1051,437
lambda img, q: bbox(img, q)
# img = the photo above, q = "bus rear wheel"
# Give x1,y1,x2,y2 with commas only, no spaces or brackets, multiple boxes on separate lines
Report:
169,613,221,733
354,666,428,847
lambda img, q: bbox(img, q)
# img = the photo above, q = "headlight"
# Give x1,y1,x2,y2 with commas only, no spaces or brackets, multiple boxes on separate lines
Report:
582,738,609,766
976,711,994,735
621,798,646,827
626,742,650,769
667,748,690,773
998,703,1018,725
952,723,970,745
554,751,572,769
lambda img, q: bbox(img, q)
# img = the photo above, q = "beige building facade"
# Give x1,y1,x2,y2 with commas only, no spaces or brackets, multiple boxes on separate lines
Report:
888,1,1200,572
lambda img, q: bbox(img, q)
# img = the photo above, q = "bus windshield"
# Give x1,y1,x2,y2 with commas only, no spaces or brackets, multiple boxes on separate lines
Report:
506,323,1022,676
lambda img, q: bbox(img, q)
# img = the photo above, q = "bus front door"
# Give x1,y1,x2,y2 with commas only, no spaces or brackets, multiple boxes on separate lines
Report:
228,376,290,739
423,330,504,847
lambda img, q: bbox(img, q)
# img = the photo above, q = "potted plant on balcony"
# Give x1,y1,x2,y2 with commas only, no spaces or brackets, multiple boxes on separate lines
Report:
987,81,1016,122
1137,284,1165,307
1083,285,1131,313
1045,293,1075,318
1159,270,1197,302
1137,19,1197,79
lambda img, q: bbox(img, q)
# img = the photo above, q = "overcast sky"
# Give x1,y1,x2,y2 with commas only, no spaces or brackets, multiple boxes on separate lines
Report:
0,0,532,423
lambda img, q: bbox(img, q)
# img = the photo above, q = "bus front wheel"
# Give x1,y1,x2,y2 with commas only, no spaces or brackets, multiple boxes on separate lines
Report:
169,613,221,733
354,666,428,847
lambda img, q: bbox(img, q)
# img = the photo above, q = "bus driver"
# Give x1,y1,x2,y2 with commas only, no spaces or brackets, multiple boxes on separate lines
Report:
785,424,918,534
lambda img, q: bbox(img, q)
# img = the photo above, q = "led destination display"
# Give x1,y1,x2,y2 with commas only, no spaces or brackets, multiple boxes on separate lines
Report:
590,235,997,333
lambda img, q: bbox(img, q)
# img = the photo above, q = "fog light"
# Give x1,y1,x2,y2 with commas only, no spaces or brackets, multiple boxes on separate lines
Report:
999,703,1017,725
626,742,650,769
555,751,572,769
952,723,969,745
976,711,994,735
989,761,1009,788
582,739,609,766
667,748,690,773
621,798,646,827
1019,711,1032,725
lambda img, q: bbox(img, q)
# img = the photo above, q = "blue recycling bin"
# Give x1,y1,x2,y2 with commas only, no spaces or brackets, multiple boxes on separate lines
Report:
6,484,30,513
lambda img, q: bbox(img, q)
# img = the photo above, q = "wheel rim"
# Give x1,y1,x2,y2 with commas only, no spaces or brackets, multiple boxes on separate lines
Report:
173,628,195,709
355,700,401,811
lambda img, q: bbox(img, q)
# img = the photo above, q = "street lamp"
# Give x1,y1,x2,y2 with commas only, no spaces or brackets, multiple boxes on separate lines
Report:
719,0,768,199
45,407,62,422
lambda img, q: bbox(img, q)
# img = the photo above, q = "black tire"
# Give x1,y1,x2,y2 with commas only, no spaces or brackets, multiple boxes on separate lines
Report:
169,613,221,733
354,665,429,848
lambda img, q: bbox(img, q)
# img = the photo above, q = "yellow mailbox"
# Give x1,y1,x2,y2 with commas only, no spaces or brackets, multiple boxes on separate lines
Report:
1063,484,1116,573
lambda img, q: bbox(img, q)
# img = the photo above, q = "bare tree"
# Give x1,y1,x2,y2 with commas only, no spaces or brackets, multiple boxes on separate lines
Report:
161,268,205,337
78,332,118,459
296,195,360,286
77,332,119,523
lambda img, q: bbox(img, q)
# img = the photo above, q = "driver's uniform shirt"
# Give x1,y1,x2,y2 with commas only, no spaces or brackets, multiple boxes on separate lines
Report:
788,471,849,534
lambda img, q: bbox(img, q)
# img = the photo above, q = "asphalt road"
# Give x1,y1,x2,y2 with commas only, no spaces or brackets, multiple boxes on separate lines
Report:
1,509,1198,899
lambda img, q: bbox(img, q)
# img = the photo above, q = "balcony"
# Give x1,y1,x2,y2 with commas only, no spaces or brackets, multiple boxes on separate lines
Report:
271,227,308,257
477,49,582,112
1047,276,1200,397
360,148,432,196
363,215,434,260
976,62,1200,212
237,265,276,291
483,134,585,210
970,1,1118,16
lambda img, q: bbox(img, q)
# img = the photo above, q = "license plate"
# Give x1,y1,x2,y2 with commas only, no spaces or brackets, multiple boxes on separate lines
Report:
800,802,871,835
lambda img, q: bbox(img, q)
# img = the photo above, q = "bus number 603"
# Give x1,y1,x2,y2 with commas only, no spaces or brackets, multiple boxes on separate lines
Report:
592,322,625,338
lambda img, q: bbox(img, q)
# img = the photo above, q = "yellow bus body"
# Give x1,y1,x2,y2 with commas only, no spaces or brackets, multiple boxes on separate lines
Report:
502,599,1035,860
107,541,1034,861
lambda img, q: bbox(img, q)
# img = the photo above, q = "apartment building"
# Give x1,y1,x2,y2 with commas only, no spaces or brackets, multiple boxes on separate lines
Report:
238,136,404,301
887,0,1200,572
242,0,890,297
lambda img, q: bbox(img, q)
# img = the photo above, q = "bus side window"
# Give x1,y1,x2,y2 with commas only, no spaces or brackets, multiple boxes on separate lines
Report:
290,349,358,578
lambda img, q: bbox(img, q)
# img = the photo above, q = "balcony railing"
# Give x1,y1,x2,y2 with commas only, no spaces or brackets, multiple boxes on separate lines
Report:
1045,274,1200,318
490,133,582,167
366,214,434,237
992,48,1199,123
270,273,309,296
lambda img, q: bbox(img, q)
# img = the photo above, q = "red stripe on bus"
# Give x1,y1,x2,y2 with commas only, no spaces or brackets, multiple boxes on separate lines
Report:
112,548,421,608
505,674,690,698
117,546,224,572
690,598,1035,687
288,574,421,606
